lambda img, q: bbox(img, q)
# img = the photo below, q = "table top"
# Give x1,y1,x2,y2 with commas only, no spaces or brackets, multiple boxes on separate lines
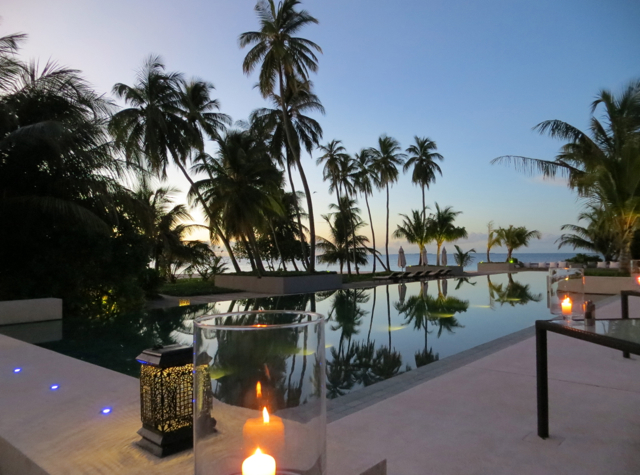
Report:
538,318,640,355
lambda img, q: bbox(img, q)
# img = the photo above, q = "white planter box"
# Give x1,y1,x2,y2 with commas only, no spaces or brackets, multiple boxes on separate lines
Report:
0,298,62,326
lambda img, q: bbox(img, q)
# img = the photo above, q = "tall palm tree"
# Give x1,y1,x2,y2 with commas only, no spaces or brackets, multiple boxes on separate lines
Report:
353,149,386,272
494,225,541,262
404,136,443,216
556,205,618,261
250,77,324,269
492,80,640,271
240,0,323,272
369,135,406,270
109,57,240,271
426,203,468,265
317,140,350,203
393,210,431,265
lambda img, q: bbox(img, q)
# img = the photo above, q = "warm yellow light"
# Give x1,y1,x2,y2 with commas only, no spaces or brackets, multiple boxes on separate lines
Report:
636,276,640,286
179,299,190,306
561,297,572,315
262,407,269,423
256,382,262,399
242,448,276,475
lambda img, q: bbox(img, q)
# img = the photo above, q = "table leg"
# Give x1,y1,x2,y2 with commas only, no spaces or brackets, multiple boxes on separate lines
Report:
536,324,549,439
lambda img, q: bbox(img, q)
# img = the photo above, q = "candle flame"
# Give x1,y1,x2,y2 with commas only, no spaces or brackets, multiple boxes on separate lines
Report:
254,447,263,455
263,407,270,423
256,382,262,398
562,297,571,305
636,276,640,285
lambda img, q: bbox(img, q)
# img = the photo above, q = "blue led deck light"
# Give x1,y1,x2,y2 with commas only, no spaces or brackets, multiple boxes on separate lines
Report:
101,407,112,415
50,384,60,391
13,368,22,373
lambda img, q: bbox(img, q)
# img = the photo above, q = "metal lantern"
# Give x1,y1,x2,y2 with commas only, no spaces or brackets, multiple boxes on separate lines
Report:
136,344,196,457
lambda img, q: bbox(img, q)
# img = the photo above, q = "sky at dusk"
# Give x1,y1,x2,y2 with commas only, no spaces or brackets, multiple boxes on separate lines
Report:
3,0,639,255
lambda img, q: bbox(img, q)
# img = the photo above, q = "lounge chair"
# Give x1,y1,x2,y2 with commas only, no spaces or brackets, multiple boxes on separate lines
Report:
405,271,426,281
558,261,567,268
430,269,445,278
417,270,433,280
438,269,453,278
392,272,411,282
549,262,558,268
609,261,620,269
372,272,400,282
596,262,607,269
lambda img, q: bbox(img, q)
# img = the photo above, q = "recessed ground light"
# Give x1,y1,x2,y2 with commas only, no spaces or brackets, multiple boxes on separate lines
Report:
101,407,112,415
50,384,60,390
13,368,22,373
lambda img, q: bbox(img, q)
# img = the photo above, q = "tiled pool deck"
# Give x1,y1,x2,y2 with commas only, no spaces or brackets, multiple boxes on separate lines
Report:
1,293,639,474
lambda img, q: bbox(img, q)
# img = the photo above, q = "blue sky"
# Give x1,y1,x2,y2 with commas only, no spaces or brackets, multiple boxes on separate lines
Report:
3,0,639,253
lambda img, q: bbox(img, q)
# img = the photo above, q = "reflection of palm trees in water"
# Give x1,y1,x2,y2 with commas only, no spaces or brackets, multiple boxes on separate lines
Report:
395,280,469,368
487,273,543,308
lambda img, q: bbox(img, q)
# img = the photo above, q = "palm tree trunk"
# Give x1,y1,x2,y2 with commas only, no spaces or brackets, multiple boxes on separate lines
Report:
279,68,315,272
436,241,442,266
287,161,309,270
385,184,390,270
268,220,286,271
248,231,266,275
421,185,426,219
350,194,360,276
620,237,632,273
175,162,241,273
364,193,382,273
337,189,351,276
242,237,257,272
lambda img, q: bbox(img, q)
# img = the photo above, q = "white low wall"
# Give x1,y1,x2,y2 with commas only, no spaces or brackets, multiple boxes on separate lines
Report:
477,262,520,273
216,273,343,294
559,276,639,295
0,298,62,326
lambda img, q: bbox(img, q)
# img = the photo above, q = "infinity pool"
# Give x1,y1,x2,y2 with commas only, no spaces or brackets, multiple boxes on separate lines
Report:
3,272,548,399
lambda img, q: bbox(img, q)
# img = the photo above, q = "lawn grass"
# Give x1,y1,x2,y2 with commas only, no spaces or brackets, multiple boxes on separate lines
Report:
584,268,630,277
159,278,238,296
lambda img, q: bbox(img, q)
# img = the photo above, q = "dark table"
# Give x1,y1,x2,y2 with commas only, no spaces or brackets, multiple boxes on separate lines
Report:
535,315,640,439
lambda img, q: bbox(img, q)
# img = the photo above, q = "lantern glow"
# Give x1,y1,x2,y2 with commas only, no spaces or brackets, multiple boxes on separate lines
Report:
561,297,572,315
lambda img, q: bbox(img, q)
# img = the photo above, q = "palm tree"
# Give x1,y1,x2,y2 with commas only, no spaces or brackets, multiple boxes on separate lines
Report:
492,80,640,271
426,203,468,265
404,136,443,216
316,198,369,274
353,149,387,272
556,205,618,261
317,140,350,203
369,135,406,270
393,210,431,265
192,130,284,275
240,0,322,272
486,221,500,262
494,225,541,262
250,77,324,269
109,57,240,271
453,245,476,267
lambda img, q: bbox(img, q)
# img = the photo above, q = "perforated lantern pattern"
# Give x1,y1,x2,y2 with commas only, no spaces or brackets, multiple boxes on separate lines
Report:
140,363,193,433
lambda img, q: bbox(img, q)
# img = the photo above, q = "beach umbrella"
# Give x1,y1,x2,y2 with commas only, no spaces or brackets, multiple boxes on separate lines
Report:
442,278,448,297
442,247,447,266
421,248,428,266
398,283,407,304
398,247,406,269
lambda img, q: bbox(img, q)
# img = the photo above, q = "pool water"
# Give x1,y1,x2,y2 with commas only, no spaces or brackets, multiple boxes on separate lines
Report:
2,272,548,398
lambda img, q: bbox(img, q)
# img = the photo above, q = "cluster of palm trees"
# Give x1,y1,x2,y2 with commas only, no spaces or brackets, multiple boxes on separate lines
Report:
485,222,542,262
317,136,445,274
493,80,640,271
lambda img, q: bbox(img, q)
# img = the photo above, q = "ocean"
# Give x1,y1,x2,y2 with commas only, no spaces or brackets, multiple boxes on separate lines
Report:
223,251,582,273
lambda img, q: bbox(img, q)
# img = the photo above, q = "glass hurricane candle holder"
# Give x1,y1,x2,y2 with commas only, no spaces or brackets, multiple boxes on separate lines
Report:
549,267,585,320
193,311,326,475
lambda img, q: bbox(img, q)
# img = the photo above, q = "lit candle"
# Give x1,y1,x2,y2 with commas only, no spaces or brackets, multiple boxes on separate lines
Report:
243,407,285,454
256,381,262,399
561,296,572,315
242,448,276,475
636,276,640,286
